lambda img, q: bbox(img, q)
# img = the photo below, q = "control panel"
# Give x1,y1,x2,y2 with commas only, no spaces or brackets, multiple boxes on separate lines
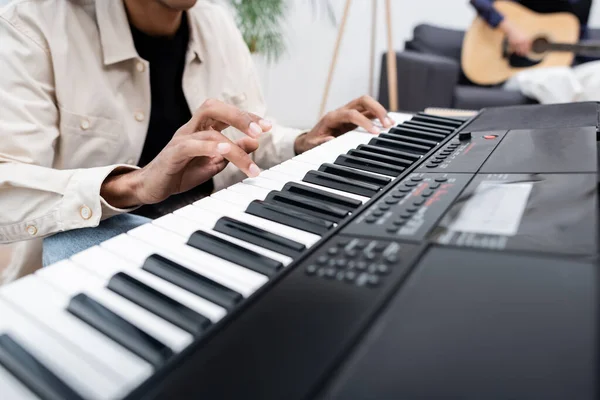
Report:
418,130,507,173
344,173,473,241
302,236,421,288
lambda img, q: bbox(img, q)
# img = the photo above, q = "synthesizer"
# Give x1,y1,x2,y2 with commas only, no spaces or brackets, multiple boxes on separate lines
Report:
0,102,597,399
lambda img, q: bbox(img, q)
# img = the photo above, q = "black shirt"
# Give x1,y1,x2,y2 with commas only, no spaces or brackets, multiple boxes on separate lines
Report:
129,14,213,219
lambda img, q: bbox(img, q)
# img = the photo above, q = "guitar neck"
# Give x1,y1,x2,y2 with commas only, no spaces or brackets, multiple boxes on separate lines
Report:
547,42,600,57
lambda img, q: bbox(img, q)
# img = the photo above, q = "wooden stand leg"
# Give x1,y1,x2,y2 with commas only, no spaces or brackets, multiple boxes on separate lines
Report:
384,0,398,111
369,0,378,97
319,0,353,118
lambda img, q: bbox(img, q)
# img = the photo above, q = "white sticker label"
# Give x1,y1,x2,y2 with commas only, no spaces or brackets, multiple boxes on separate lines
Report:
448,182,533,236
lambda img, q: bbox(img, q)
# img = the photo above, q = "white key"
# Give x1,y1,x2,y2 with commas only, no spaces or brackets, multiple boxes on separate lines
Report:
194,196,245,212
102,234,258,298
0,365,38,400
192,197,320,246
128,224,268,291
243,176,285,191
36,261,192,352
226,183,272,200
154,214,293,265
174,204,222,227
271,160,314,180
259,169,370,203
294,132,373,165
72,246,226,323
0,276,151,391
0,299,123,400
210,190,250,207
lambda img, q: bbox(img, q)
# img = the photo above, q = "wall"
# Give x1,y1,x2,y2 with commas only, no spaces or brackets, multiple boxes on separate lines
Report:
260,0,600,129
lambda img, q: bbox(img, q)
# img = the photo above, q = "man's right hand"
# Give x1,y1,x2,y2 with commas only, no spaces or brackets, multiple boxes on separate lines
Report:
499,19,532,56
100,99,271,209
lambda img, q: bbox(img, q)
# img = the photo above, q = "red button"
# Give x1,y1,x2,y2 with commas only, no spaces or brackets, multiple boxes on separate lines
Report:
483,135,498,140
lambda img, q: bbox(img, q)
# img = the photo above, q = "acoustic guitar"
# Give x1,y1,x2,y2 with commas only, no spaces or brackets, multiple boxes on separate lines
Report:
462,1,600,85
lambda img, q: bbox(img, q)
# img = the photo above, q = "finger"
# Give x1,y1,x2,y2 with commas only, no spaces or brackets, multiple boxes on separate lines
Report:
235,136,260,154
355,95,394,128
313,135,335,146
193,99,270,138
177,131,261,178
340,109,381,135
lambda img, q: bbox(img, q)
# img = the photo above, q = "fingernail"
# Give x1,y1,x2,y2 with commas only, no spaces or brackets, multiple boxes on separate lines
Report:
248,163,260,177
217,142,231,154
259,119,272,130
370,125,381,135
384,117,395,127
249,122,262,137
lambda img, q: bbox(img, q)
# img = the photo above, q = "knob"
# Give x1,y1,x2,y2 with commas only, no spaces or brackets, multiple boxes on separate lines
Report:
458,131,472,141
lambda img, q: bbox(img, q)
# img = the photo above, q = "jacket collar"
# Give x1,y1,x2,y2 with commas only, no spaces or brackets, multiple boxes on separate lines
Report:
96,1,203,66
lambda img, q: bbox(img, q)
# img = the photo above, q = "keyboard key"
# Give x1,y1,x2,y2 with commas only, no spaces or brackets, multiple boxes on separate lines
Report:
368,137,429,154
303,170,380,197
37,261,193,352
389,126,445,141
381,132,437,148
262,168,369,203
0,275,151,390
73,246,228,323
107,272,212,337
355,144,421,162
113,228,266,297
0,365,39,400
403,120,453,134
0,334,83,400
347,149,412,168
414,112,463,127
67,293,174,368
214,216,305,258
282,182,361,211
318,163,391,187
187,231,283,277
0,299,122,399
142,254,242,311
155,213,292,266
335,154,404,177
264,191,349,222
187,201,320,247
246,200,333,235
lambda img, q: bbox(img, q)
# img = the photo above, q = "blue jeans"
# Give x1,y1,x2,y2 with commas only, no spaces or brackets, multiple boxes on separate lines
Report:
42,214,151,267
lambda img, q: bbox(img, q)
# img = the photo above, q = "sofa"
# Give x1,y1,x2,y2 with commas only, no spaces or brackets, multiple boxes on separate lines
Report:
378,24,600,112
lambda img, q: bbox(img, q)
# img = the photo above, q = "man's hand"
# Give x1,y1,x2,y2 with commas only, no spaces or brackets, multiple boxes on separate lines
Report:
499,20,532,56
101,99,271,208
294,95,394,154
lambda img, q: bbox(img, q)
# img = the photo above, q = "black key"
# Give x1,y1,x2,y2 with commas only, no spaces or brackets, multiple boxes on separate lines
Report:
347,150,412,169
416,112,464,124
318,163,391,186
107,273,211,336
214,217,305,258
282,182,361,211
265,191,349,222
413,113,463,128
246,200,332,235
381,132,437,148
403,120,453,134
188,230,283,277
390,126,445,141
335,154,404,177
67,293,173,368
303,170,380,197
369,137,429,154
356,144,421,162
142,254,242,310
0,334,83,400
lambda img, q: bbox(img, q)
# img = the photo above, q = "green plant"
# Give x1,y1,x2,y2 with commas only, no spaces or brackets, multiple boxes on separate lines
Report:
227,0,335,62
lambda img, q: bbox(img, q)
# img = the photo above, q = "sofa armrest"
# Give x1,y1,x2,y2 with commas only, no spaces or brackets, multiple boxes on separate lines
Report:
378,51,460,112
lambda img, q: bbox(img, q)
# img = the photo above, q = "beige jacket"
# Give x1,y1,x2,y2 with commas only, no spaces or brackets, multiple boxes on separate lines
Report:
0,0,302,283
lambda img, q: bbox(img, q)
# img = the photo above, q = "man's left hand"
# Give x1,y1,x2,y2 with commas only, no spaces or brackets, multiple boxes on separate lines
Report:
294,95,394,154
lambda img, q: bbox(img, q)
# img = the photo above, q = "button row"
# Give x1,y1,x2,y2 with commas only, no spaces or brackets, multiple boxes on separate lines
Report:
426,140,461,169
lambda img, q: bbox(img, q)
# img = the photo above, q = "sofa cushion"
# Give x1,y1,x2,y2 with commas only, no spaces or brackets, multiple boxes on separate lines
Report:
405,24,465,62
453,85,536,110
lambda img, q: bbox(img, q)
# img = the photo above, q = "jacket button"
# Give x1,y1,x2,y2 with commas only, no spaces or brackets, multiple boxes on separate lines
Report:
80,206,92,220
136,62,145,73
134,111,145,122
80,119,90,130
26,225,38,236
